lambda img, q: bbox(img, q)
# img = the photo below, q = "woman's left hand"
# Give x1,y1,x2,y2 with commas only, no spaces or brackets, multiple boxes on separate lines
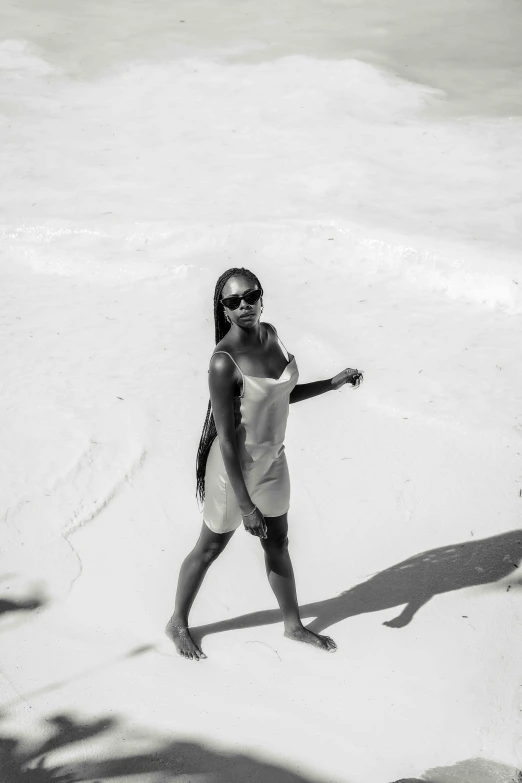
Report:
331,368,364,390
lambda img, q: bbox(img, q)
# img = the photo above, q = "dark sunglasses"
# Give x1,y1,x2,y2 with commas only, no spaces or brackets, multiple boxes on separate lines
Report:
221,288,263,310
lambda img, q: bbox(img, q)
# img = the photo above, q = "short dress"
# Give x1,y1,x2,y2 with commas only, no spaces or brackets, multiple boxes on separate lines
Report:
202,324,299,534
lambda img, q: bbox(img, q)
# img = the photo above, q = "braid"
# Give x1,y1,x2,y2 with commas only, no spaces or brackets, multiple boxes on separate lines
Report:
196,267,262,505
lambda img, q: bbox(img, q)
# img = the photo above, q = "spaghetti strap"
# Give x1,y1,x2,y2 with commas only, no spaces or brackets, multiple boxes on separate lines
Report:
266,322,290,362
211,351,244,376
211,350,245,398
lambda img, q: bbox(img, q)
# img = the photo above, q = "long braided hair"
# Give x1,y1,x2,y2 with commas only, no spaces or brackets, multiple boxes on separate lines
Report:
196,267,263,505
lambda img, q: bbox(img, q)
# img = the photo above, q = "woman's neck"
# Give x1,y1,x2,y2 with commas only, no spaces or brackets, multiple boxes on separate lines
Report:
229,321,265,347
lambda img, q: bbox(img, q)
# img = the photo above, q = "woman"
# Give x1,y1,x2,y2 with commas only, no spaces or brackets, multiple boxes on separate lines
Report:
168,267,363,660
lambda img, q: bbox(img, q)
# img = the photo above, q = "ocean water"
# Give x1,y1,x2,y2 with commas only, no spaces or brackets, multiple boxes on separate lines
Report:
1,0,521,314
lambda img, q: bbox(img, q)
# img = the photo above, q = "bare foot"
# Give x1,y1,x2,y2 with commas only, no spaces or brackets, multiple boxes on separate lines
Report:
284,626,337,652
166,619,207,661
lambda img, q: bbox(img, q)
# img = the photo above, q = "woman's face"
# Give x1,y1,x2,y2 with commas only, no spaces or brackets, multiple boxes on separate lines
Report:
221,275,263,328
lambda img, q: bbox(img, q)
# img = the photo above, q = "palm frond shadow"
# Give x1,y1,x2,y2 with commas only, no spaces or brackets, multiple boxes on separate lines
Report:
392,755,522,782
0,713,112,782
1,712,520,783
0,597,44,616
188,528,522,644
0,712,343,782
0,573,47,624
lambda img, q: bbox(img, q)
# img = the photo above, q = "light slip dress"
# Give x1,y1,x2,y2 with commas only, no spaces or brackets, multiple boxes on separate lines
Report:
202,323,299,534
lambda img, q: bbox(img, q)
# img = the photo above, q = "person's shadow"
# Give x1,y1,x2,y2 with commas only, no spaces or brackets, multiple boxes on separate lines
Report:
190,528,522,644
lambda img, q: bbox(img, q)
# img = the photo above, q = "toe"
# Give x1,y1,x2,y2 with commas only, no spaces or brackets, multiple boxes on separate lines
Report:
320,635,336,651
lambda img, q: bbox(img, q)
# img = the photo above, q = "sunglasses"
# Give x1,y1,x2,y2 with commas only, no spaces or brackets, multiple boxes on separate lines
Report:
221,288,263,311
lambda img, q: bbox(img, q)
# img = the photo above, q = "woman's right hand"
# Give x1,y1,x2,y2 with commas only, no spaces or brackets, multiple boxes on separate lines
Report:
242,506,267,539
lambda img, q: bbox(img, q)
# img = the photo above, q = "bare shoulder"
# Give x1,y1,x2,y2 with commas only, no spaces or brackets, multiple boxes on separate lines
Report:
209,350,236,374
208,350,240,388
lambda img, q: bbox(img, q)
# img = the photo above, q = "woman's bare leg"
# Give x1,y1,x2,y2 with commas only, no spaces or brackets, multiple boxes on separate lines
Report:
167,522,234,660
261,514,337,652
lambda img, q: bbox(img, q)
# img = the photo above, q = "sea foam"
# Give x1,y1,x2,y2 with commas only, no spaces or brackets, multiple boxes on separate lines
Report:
1,45,521,310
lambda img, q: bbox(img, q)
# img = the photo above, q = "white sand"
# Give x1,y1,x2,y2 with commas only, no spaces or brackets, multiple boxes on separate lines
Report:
1,4,522,782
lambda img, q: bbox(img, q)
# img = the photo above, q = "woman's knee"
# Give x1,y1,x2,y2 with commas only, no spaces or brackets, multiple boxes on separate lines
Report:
204,540,228,565
262,530,289,553
196,544,217,566
194,524,233,565
194,538,227,566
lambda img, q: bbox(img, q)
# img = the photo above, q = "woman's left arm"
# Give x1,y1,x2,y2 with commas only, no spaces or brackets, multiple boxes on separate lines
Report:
289,368,363,404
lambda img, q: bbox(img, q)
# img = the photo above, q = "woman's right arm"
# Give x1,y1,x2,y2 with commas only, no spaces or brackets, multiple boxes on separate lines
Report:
208,354,267,538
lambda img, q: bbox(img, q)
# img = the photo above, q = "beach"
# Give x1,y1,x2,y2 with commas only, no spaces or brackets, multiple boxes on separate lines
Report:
1,2,522,781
